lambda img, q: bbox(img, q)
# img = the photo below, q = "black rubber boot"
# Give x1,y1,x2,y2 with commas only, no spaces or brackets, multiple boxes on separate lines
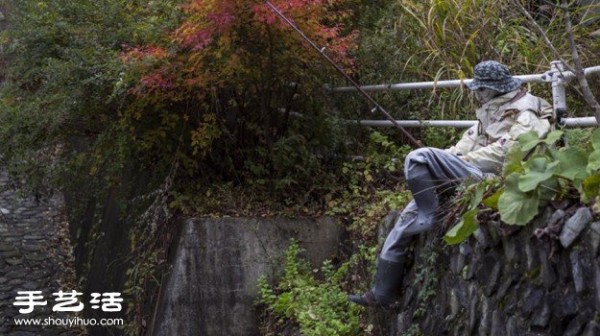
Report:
348,258,405,308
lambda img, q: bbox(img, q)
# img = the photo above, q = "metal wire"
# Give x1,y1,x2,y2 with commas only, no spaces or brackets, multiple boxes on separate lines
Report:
264,1,422,147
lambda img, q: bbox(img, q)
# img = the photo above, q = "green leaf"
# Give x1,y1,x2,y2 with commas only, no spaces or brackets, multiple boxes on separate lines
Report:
592,128,600,150
444,207,479,245
549,147,589,181
587,149,600,174
498,173,540,225
537,176,559,202
518,130,543,152
518,157,558,192
542,130,564,146
482,187,503,210
583,174,600,199
469,183,485,209
503,145,524,176
517,130,562,153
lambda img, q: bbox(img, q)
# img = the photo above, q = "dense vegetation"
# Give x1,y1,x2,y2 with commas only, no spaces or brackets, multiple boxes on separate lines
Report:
1,0,599,334
2,0,599,212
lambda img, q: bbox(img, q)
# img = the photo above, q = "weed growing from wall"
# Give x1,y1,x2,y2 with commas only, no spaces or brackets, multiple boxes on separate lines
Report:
257,240,364,336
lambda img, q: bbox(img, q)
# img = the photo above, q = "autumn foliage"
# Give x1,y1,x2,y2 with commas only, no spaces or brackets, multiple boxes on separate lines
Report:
123,0,355,95
117,0,357,203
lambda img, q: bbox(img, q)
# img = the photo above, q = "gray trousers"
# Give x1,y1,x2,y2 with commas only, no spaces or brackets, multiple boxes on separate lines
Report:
380,148,484,262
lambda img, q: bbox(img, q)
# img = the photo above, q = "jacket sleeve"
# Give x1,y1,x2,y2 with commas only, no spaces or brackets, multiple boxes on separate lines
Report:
464,111,551,173
445,124,479,156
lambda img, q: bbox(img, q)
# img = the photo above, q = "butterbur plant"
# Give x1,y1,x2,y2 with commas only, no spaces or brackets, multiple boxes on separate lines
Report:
498,129,600,223
445,128,600,244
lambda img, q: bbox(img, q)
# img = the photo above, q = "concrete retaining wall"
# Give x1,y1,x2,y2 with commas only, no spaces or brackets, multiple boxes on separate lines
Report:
149,217,342,336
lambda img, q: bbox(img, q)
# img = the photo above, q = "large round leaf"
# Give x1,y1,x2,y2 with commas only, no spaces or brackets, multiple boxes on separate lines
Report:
587,149,600,174
550,147,589,181
518,130,564,152
503,145,524,176
592,128,600,150
518,157,558,192
518,130,543,152
499,173,540,225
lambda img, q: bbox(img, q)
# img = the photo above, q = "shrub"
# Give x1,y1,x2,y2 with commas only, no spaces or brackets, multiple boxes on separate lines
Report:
257,240,363,336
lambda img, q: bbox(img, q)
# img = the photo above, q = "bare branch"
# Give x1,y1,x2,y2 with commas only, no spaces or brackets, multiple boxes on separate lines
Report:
561,0,600,123
514,0,600,123
512,0,575,73
541,0,568,11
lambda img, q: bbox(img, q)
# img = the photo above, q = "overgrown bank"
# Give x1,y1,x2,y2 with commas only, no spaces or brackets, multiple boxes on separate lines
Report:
1,0,600,335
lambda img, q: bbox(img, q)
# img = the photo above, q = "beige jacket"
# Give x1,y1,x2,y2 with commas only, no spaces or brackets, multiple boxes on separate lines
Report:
446,88,553,173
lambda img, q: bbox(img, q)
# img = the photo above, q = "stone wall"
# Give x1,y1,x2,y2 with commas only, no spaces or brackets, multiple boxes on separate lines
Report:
0,170,77,335
384,205,600,336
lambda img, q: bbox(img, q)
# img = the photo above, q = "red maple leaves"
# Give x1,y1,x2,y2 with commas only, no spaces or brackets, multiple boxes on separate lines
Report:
122,0,356,97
